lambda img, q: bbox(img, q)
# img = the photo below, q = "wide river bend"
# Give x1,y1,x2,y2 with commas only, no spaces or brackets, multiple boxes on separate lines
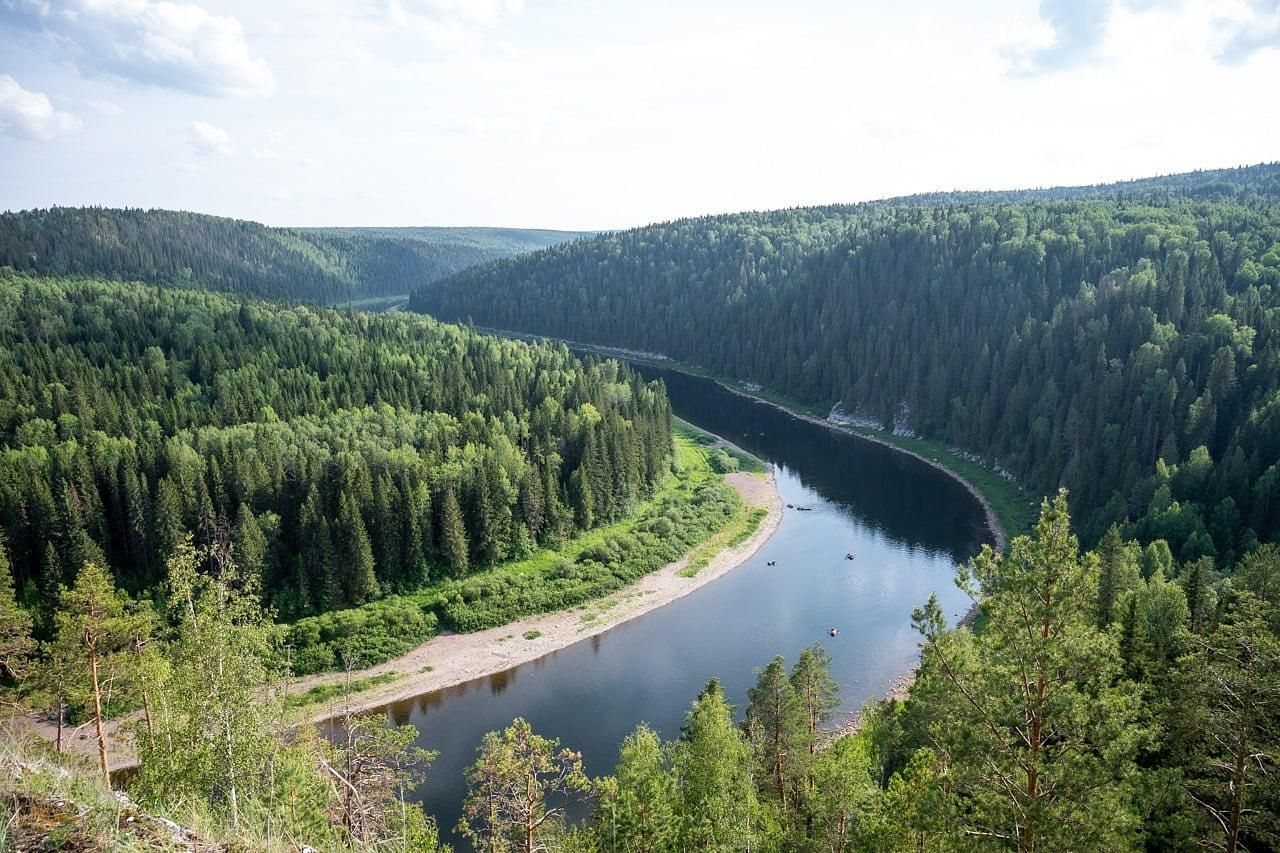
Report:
382,363,992,843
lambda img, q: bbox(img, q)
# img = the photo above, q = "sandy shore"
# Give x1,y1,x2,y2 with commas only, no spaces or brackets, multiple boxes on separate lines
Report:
296,469,782,723
18,469,782,770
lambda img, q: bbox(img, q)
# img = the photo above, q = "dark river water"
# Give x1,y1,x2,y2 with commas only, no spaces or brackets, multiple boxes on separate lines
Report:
383,364,991,844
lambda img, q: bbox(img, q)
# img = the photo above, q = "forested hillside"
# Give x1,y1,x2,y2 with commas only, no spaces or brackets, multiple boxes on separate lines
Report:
412,163,1280,562
0,207,585,304
0,272,672,622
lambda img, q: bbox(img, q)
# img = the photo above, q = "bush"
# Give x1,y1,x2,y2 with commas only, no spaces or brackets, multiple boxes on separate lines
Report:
286,596,438,675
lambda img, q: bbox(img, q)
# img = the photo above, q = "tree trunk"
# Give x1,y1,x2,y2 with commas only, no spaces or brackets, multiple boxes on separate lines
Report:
88,638,110,786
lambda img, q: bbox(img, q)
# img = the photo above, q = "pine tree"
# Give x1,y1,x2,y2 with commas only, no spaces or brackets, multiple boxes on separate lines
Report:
438,487,469,574
1177,592,1280,853
745,656,805,811
912,492,1146,852
50,561,139,784
458,717,590,853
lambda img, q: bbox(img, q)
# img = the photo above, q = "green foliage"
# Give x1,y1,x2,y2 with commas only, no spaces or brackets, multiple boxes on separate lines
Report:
670,679,758,852
1173,591,1280,851
280,436,734,674
0,274,672,633
283,597,438,675
591,725,678,852
284,671,399,709
132,541,282,830
458,717,591,852
48,560,143,783
911,493,1148,851
0,534,34,685
414,162,1280,558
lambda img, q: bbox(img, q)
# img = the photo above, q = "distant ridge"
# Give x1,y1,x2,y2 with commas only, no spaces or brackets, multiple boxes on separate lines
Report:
0,206,589,304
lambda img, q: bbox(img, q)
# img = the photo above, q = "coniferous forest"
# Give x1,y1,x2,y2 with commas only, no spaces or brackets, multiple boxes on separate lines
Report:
0,273,672,623
413,163,1280,559
1,165,1278,853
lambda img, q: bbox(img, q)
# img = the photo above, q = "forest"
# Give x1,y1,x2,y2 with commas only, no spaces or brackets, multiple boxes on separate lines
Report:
2,163,1279,852
5,496,1274,851
412,163,1280,562
0,207,584,304
0,272,673,634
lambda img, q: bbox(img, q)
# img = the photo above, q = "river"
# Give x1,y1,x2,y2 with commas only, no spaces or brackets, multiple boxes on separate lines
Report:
381,363,991,844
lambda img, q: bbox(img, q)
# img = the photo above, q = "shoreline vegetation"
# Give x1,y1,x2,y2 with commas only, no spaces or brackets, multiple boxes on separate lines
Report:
481,326,1023,550
24,432,784,769
292,467,779,726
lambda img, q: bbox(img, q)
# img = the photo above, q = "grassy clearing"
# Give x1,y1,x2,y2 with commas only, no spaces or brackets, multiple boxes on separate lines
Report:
678,505,769,578
674,418,768,475
284,671,400,709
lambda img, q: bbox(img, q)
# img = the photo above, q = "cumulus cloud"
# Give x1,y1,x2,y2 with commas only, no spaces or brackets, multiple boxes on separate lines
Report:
1005,0,1280,75
189,120,232,156
1218,0,1280,63
1,0,274,97
0,74,80,139
1005,0,1113,75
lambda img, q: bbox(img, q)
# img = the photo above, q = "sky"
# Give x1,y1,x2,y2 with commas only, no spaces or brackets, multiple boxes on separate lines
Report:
0,0,1278,231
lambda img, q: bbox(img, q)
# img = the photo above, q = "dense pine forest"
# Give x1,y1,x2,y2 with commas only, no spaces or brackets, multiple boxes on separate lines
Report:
412,163,1280,560
0,272,672,627
2,165,1278,853
0,207,585,304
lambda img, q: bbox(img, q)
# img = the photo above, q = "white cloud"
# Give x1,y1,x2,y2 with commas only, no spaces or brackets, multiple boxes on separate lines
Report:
1,0,275,97
189,119,232,156
0,74,80,139
1218,0,1280,63
387,0,523,47
1003,0,1280,74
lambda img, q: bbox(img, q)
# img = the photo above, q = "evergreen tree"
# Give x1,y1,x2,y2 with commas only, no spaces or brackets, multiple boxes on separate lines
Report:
438,487,470,575
1176,592,1280,852
671,679,758,852
912,492,1146,851
458,717,591,853
744,655,805,812
591,725,678,853
0,535,34,688
50,561,139,784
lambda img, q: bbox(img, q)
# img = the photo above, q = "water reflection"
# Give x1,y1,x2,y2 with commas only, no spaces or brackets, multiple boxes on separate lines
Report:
378,365,990,845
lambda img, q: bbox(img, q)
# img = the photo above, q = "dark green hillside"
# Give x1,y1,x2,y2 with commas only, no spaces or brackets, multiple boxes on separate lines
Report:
0,272,672,622
0,207,584,304
411,163,1280,562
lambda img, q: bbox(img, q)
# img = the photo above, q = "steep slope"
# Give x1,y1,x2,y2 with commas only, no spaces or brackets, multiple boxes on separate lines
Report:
411,163,1280,559
0,207,586,304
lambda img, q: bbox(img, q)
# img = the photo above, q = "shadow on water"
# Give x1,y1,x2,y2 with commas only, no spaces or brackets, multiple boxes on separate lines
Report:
378,364,991,845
